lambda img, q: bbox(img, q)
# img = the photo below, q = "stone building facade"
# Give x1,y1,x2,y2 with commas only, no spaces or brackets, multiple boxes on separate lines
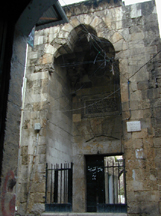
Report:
16,0,161,215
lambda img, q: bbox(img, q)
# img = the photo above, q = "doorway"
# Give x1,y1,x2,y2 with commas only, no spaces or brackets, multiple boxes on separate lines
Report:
86,155,127,213
86,155,105,212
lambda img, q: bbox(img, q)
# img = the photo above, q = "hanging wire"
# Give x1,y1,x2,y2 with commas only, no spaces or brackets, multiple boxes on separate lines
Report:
129,49,161,80
21,0,161,114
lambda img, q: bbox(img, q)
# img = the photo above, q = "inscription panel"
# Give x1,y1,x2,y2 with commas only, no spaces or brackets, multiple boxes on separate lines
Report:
86,98,118,114
127,121,141,132
82,95,120,118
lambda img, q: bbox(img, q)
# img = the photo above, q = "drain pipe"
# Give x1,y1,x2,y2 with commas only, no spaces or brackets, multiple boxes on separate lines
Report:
127,79,131,120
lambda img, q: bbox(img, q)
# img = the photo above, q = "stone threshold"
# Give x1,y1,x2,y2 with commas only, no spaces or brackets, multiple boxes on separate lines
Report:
42,213,127,216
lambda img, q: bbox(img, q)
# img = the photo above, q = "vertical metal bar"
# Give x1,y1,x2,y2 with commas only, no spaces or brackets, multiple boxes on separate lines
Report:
60,163,62,203
123,159,127,204
71,162,73,204
50,164,52,203
68,162,73,204
63,163,65,203
67,163,69,202
54,165,58,203
107,161,109,204
118,160,120,204
52,164,53,203
65,163,67,202
45,163,48,204
103,161,105,204
64,163,66,203
53,165,55,202
96,164,98,205
113,160,115,204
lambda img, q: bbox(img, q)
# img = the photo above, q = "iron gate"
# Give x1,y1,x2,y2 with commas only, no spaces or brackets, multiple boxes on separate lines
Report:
45,163,73,212
86,155,127,213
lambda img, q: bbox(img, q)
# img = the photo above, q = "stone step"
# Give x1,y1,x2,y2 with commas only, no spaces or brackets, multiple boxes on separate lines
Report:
42,213,127,216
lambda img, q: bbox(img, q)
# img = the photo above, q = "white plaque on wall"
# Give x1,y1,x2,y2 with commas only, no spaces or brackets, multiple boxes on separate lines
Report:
126,121,141,132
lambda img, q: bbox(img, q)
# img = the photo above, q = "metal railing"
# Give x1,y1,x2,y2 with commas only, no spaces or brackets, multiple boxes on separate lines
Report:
45,163,73,212
97,158,127,213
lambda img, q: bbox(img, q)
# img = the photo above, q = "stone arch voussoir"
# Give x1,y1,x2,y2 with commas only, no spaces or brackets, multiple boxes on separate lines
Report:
52,15,127,61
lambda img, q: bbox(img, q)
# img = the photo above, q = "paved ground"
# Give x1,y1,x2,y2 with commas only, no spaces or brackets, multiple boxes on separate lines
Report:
42,213,127,216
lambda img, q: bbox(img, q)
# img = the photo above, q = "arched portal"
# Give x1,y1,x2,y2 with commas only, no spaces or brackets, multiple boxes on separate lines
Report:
46,24,123,212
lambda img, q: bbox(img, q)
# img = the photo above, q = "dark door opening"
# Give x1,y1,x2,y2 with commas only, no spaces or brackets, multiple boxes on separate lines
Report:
86,155,105,212
86,155,127,213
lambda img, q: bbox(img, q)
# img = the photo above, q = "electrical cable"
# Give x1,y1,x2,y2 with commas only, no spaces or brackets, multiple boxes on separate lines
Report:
21,0,161,115
129,49,161,80
23,53,160,115
60,0,115,62
52,88,121,113
56,59,108,67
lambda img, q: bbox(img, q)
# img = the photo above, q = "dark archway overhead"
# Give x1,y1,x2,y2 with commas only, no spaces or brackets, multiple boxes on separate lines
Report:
0,0,68,184
55,25,119,92
16,0,68,36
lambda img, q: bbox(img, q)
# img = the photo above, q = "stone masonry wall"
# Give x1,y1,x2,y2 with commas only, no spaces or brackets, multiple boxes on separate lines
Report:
16,44,50,213
16,0,161,215
17,35,73,214
46,58,73,167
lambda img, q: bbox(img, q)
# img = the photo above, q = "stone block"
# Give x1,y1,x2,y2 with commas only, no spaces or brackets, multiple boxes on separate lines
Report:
30,71,49,81
131,110,143,120
133,138,143,149
147,88,160,99
111,32,123,43
38,145,46,154
132,128,148,139
31,203,45,214
130,32,144,41
19,191,28,203
102,17,111,28
37,164,46,173
122,102,129,111
143,109,152,119
130,4,142,18
115,7,123,21
39,154,46,164
31,181,45,194
34,36,44,46
44,44,57,55
113,39,124,52
49,33,57,43
154,137,161,147
120,83,129,102
29,52,38,59
70,17,80,27
128,179,144,191
73,114,81,122
34,192,45,203
21,146,28,156
131,90,142,101
84,14,93,25
41,54,53,64
137,81,149,90
143,136,153,148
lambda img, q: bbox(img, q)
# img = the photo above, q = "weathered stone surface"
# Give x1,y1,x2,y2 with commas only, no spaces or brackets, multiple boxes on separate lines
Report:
73,114,81,122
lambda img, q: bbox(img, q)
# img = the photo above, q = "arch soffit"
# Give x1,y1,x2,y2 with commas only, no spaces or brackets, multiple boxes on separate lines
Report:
52,14,127,59
16,0,60,36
